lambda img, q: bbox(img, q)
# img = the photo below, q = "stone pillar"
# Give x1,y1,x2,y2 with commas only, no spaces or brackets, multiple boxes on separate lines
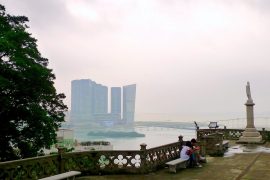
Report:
200,136,207,157
238,82,262,143
140,143,147,173
246,101,255,128
57,147,65,173
178,135,183,142
140,143,147,151
178,135,184,154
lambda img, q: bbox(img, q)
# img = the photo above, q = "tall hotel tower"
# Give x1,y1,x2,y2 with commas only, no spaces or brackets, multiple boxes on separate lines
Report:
71,79,108,123
71,79,136,125
123,84,136,124
71,79,93,123
111,87,121,120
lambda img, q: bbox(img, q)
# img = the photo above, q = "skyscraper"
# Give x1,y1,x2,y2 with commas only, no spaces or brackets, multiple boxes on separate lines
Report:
123,84,136,124
93,84,108,114
111,87,121,120
71,79,136,125
71,79,95,122
71,79,108,123
111,87,121,114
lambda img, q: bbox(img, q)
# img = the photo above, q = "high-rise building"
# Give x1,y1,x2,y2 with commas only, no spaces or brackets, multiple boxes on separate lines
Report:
111,87,121,121
71,79,136,125
123,84,136,124
111,87,121,114
93,84,108,114
71,79,95,122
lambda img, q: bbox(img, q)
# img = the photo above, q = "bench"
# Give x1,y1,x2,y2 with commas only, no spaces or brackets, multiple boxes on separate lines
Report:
222,140,229,149
213,140,229,156
165,159,188,173
216,140,229,149
39,171,81,180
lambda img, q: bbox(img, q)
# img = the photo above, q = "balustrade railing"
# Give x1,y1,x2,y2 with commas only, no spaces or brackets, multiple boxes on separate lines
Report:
0,137,183,179
0,154,59,180
2,129,269,179
196,128,270,156
197,128,270,141
144,136,183,172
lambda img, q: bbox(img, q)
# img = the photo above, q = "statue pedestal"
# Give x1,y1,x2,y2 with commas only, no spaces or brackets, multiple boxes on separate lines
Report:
237,101,263,144
238,128,262,143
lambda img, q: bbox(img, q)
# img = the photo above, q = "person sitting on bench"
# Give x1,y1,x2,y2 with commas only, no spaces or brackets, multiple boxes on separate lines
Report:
191,138,205,166
180,141,199,167
180,141,192,160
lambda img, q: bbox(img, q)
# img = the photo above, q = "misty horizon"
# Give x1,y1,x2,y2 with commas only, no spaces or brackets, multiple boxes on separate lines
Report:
2,0,270,121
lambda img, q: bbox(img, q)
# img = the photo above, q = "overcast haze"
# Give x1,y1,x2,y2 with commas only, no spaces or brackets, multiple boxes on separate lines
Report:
2,0,270,121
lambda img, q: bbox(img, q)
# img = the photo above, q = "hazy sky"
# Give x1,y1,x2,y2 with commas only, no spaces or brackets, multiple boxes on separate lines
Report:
1,0,270,121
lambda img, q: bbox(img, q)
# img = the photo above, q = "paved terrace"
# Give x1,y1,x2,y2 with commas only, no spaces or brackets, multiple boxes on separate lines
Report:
78,142,270,180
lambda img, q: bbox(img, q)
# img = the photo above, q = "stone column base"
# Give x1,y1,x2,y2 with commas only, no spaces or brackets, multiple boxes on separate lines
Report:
238,136,262,143
237,128,263,144
241,128,261,137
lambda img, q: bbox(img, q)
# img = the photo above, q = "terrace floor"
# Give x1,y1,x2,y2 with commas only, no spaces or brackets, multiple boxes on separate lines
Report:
78,142,270,180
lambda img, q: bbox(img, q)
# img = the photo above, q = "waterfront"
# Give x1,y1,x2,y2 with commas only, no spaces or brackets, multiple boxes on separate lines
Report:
68,117,270,150
74,125,196,150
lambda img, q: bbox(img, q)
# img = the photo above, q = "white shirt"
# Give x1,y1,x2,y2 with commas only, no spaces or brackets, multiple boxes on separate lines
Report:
180,145,191,160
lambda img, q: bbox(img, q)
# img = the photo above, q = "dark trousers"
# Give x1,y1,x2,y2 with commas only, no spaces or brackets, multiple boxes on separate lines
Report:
188,154,195,167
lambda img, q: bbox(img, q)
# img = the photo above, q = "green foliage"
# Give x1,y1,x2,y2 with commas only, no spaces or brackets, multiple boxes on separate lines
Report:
262,131,270,141
0,4,68,161
65,147,75,152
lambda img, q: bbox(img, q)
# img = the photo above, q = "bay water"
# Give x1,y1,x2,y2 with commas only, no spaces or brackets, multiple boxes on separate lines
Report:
73,124,196,150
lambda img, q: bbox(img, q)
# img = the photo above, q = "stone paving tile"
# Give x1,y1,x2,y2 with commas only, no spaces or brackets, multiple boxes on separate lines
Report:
241,153,270,180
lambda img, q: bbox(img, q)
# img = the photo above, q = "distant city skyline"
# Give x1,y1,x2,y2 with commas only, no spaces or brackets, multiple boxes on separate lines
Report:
3,0,270,121
71,79,136,125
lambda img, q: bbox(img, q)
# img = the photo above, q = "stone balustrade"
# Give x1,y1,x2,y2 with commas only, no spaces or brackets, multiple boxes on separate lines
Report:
0,137,183,179
1,129,269,179
197,128,270,156
197,128,270,141
0,154,59,179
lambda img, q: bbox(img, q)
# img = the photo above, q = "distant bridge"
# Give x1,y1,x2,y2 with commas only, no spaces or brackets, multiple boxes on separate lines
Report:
203,117,270,130
134,121,206,130
135,116,270,130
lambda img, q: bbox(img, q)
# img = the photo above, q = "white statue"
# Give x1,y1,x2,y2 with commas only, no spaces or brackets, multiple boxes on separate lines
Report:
246,81,252,101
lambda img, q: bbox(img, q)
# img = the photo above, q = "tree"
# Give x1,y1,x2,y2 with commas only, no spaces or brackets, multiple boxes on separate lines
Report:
0,4,68,161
